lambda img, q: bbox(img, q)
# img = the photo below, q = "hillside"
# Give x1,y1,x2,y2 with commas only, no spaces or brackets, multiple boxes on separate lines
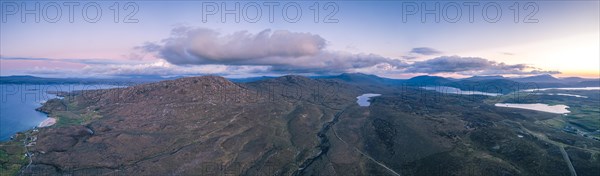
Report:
1,75,599,175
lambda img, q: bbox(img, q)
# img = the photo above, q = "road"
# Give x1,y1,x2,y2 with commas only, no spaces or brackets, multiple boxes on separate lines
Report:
517,122,578,176
328,106,402,176
332,124,402,176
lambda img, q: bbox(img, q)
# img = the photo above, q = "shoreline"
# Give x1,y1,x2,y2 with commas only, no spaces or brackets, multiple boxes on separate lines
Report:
37,117,57,128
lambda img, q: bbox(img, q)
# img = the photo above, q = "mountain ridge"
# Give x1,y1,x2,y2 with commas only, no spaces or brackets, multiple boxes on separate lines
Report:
3,73,599,86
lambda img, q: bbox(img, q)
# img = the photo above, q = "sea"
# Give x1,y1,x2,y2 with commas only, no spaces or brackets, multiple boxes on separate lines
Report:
0,84,121,141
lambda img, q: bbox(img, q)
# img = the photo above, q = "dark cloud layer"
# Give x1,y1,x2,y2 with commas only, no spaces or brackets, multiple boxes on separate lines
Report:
405,56,560,75
410,47,442,55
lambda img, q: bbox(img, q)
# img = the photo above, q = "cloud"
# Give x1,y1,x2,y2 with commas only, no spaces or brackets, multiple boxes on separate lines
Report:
11,55,560,78
404,56,560,75
265,52,407,74
20,60,271,78
137,27,559,76
0,57,142,65
153,27,325,64
409,47,442,55
142,27,406,74
135,42,162,52
77,60,271,77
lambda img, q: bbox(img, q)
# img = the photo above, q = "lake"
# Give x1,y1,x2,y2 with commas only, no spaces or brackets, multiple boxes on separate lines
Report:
357,93,381,107
0,84,122,141
422,86,502,96
521,87,600,92
495,103,570,114
551,93,588,98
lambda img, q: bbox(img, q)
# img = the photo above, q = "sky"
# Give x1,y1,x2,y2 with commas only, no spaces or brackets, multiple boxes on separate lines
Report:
0,0,599,78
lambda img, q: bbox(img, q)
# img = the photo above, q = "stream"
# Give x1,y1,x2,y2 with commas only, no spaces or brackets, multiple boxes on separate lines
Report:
293,108,347,176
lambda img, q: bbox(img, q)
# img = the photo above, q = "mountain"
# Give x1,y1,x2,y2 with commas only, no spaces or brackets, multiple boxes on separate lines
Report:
322,73,402,84
3,73,598,94
0,75,168,85
451,79,522,93
508,74,600,88
561,77,600,86
574,80,600,87
561,77,593,83
17,75,364,175
404,75,453,85
3,75,599,175
315,73,406,93
511,74,561,83
464,75,505,81
0,75,67,84
404,74,598,90
228,76,277,83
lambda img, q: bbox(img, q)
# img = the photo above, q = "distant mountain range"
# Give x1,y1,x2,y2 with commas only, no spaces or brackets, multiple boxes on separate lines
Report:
2,74,599,93
316,73,599,93
0,75,172,85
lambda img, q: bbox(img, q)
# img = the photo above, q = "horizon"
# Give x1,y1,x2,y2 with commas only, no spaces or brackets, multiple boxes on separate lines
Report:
1,72,599,80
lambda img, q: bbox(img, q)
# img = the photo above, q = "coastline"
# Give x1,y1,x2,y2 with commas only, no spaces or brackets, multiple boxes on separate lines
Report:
37,117,57,128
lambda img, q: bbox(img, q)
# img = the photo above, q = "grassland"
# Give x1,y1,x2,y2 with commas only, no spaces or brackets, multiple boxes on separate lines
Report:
488,89,600,136
0,132,32,176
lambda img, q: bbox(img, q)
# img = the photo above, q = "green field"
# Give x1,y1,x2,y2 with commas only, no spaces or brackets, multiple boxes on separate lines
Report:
491,89,600,134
